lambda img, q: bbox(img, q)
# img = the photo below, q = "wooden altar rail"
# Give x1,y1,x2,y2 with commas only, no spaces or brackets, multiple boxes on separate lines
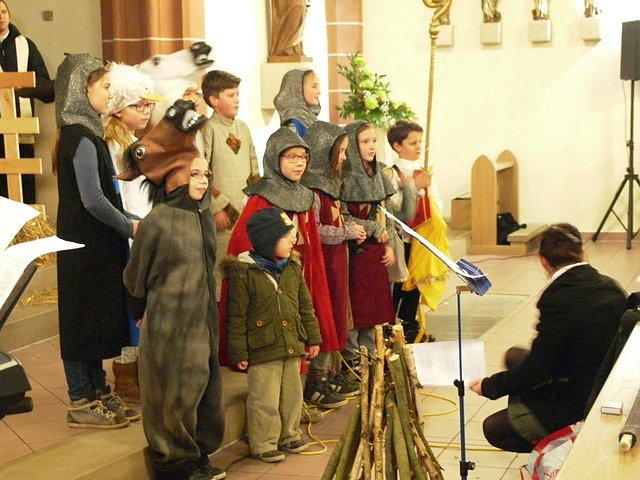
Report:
0,71,42,204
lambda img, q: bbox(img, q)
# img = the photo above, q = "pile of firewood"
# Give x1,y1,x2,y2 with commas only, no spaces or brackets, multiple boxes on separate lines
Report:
322,325,444,480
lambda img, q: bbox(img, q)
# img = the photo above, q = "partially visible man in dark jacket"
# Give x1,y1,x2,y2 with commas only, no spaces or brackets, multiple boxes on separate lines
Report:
0,0,54,203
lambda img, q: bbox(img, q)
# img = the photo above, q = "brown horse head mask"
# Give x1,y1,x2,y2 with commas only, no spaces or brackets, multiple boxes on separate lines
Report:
117,99,207,194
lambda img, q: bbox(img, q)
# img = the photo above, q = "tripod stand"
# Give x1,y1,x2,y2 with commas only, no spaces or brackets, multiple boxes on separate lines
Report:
593,79,640,249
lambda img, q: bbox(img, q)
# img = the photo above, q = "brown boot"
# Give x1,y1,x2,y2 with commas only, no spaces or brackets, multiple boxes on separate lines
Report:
112,358,140,402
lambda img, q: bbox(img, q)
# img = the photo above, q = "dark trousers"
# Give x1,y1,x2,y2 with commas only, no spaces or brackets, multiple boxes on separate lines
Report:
392,242,421,341
0,142,36,204
482,347,535,453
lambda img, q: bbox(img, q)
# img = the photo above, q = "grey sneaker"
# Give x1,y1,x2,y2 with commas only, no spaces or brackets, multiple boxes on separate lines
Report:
67,399,129,429
253,450,286,463
300,401,323,423
280,439,309,453
101,391,142,421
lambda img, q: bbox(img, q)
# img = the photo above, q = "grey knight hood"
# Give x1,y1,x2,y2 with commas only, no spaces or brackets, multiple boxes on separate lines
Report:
340,121,395,203
273,68,320,129
244,127,314,212
55,53,105,137
301,121,346,199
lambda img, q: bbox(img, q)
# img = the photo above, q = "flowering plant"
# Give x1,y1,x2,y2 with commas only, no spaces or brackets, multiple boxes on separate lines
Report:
336,53,416,127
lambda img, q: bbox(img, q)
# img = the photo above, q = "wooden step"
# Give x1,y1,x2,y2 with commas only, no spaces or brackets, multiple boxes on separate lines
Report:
0,265,58,351
0,370,248,480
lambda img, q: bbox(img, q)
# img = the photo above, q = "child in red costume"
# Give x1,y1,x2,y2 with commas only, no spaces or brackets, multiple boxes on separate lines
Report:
220,127,338,372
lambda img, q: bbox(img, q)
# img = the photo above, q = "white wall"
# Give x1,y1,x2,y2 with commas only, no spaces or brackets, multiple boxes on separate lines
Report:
363,0,640,232
203,0,329,165
9,0,103,221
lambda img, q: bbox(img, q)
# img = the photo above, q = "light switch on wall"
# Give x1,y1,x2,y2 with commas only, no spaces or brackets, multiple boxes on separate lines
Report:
42,11,53,21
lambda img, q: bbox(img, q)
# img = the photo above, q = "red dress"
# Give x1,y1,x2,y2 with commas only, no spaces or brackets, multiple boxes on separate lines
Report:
347,202,395,329
314,189,349,350
219,195,339,366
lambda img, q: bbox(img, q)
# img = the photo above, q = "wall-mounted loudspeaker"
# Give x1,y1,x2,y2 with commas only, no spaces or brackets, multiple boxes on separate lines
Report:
621,20,640,81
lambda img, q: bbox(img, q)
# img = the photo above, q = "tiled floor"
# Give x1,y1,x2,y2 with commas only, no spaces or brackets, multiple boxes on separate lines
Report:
1,238,639,479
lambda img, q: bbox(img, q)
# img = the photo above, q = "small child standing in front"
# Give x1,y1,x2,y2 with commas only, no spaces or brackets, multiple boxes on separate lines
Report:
273,68,321,136
224,207,322,463
341,121,396,358
201,70,260,299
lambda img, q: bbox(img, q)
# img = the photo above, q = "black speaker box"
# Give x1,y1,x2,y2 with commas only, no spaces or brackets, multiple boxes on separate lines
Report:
621,20,640,81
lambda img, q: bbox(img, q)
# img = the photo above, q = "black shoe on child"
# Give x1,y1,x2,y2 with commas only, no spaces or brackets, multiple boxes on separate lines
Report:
199,464,227,480
328,372,360,397
304,379,347,409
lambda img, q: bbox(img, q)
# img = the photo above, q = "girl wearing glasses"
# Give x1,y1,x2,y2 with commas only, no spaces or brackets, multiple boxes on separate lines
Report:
104,63,165,220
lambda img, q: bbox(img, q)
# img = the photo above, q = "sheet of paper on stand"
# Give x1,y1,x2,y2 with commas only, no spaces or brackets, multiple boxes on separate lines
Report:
378,206,492,295
410,339,487,386
0,196,41,250
0,198,84,308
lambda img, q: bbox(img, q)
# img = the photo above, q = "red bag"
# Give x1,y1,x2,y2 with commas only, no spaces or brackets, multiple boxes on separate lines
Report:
520,421,583,480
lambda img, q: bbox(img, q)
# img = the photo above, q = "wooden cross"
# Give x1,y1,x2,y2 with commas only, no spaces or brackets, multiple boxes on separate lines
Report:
0,71,42,204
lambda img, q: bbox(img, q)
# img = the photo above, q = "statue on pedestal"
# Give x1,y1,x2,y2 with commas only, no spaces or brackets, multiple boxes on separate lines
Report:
584,0,600,17
532,0,550,21
269,0,310,62
481,0,501,23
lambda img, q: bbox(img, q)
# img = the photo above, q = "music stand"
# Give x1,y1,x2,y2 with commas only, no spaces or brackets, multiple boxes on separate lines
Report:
380,207,491,480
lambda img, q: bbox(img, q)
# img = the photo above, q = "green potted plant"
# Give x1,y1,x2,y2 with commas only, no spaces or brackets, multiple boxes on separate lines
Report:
336,53,416,128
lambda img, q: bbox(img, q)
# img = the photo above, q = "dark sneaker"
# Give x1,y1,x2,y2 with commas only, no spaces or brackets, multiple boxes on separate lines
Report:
186,469,213,480
101,391,142,421
304,379,347,409
328,372,360,397
199,464,227,480
300,401,324,423
67,399,129,429
253,450,286,463
280,439,309,453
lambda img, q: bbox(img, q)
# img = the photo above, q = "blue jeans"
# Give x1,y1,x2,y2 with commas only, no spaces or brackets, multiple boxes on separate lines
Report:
63,359,107,401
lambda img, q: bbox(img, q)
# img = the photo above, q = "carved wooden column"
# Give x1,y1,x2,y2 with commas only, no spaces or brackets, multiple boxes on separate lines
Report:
325,0,362,124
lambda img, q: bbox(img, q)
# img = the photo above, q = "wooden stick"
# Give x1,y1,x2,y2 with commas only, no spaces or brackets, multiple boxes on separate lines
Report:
411,418,444,480
390,393,413,480
384,393,398,480
323,402,362,480
360,346,371,480
373,325,385,480
349,442,364,480
387,353,429,480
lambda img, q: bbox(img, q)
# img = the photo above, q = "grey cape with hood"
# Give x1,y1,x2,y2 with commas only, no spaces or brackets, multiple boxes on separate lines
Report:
273,68,320,131
340,121,395,203
301,121,345,199
244,126,314,212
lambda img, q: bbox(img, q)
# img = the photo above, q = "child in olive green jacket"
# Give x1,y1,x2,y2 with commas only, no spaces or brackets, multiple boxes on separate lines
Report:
224,207,322,463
